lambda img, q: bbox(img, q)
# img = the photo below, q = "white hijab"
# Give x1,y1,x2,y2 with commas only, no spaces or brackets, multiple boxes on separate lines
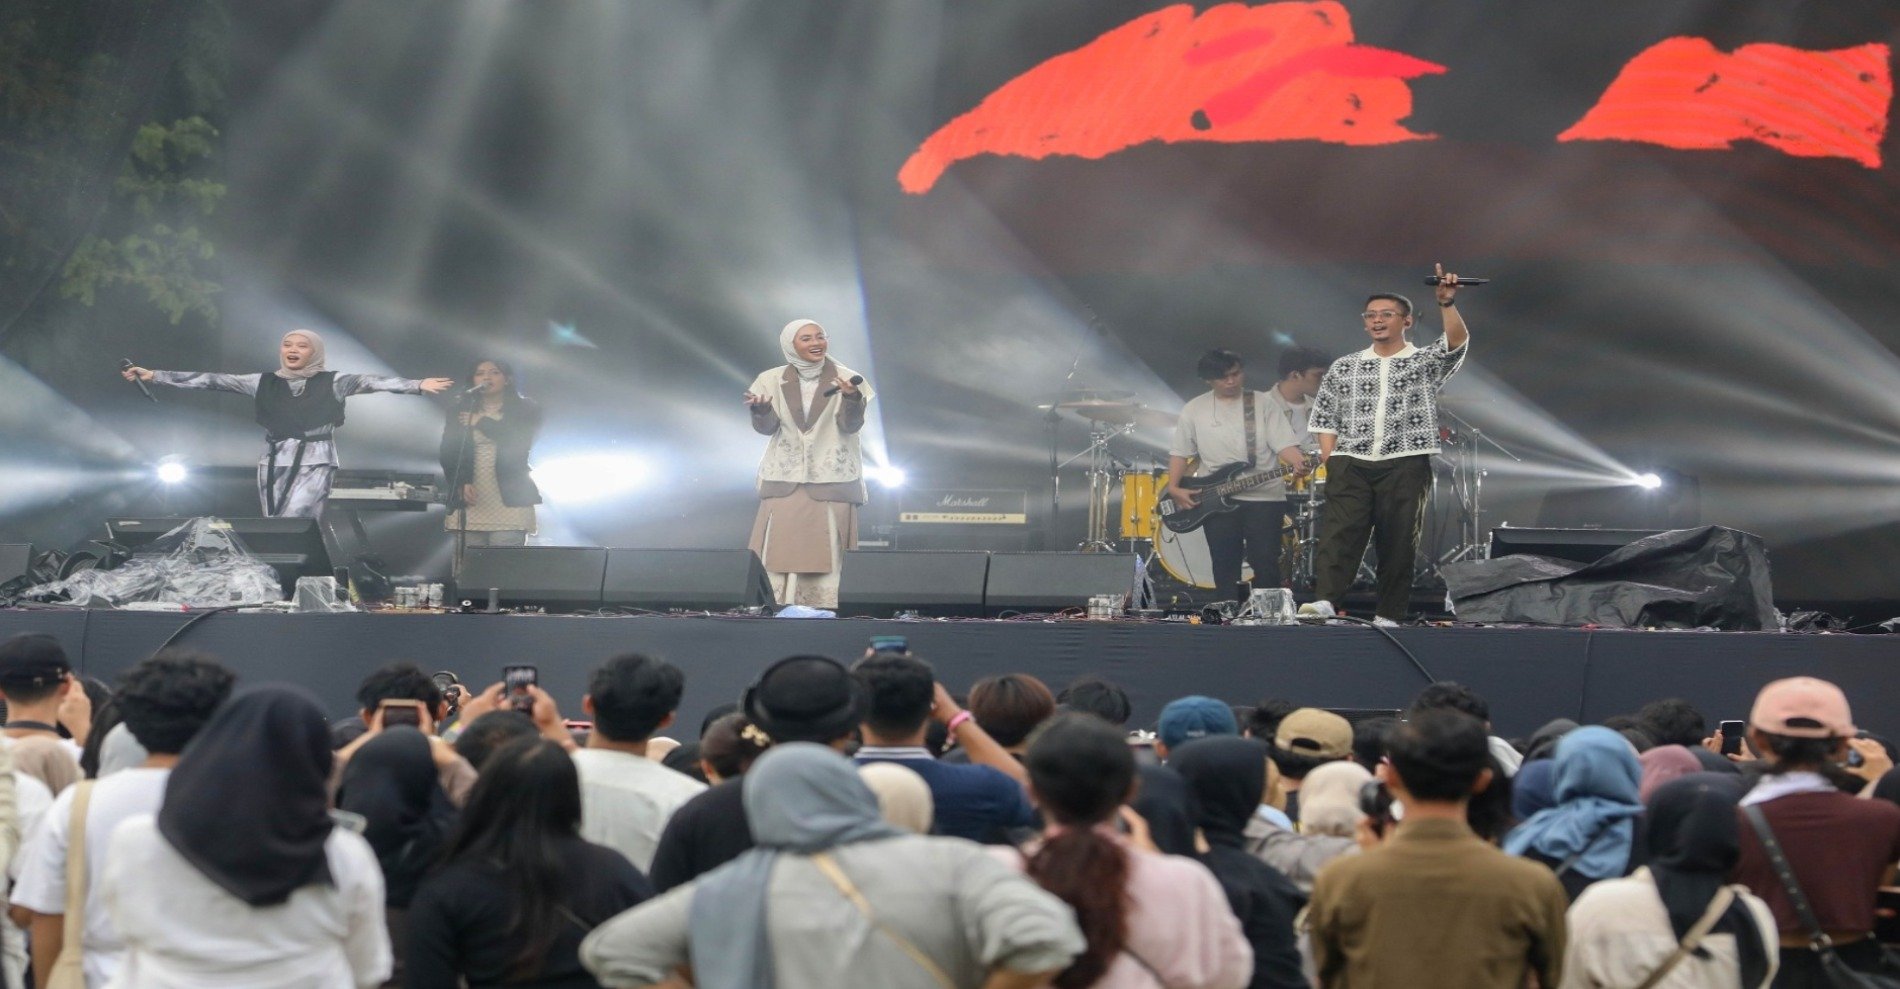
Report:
275,329,329,380
779,319,825,382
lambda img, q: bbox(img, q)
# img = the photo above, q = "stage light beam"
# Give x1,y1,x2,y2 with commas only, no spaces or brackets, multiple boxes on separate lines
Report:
155,459,190,485
1633,472,1663,490
867,465,907,489
532,452,650,504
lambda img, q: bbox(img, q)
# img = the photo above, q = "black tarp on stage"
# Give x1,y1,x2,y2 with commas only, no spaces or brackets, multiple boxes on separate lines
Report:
4,610,1898,740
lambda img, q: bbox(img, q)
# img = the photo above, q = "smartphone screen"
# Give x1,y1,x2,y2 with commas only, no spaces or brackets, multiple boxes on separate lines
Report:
1719,720,1745,756
869,636,909,654
380,700,423,728
502,665,538,711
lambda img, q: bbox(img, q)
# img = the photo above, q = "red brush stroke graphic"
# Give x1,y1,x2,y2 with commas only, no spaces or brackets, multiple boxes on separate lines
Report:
1560,38,1890,168
898,1,1445,194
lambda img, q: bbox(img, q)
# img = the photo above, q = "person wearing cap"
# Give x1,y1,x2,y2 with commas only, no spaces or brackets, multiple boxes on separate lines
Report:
0,634,88,797
647,655,865,892
1155,695,1240,762
1270,707,1353,824
1729,677,1900,984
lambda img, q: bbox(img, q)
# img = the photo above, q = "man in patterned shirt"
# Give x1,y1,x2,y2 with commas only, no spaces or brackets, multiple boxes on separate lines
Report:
1304,264,1470,624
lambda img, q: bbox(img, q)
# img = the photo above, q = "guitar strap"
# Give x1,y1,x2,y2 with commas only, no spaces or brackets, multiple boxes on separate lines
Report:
1242,391,1258,468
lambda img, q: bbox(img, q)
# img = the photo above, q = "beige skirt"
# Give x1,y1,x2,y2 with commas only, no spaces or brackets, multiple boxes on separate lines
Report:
748,486,859,574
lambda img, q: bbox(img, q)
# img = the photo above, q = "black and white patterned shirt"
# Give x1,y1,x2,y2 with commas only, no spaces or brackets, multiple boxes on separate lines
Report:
1307,337,1467,461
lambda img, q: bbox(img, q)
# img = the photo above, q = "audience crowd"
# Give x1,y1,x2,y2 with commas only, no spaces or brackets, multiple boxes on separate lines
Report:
0,627,1893,988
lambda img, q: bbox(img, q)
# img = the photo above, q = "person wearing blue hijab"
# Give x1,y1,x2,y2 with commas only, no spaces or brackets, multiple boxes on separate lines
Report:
1503,725,1644,900
1511,759,1558,823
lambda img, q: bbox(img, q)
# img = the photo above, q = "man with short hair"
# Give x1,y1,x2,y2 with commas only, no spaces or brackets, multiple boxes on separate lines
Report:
1638,696,1737,773
1169,349,1309,597
571,653,705,873
333,661,476,804
852,652,1032,843
0,634,88,784
12,650,235,988
1310,709,1568,989
1306,267,1471,624
1410,681,1523,777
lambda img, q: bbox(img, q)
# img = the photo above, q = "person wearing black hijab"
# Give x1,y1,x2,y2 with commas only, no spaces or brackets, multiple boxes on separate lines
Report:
337,726,458,985
1562,773,1777,988
1169,735,1310,989
98,685,393,987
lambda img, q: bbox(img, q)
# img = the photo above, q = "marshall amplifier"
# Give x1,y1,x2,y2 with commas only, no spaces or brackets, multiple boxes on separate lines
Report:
896,489,1029,551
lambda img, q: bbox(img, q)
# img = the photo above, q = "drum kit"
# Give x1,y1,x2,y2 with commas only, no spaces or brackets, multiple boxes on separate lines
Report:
1038,392,1516,593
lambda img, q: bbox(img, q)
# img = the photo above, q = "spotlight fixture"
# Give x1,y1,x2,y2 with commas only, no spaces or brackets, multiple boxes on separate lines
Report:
867,465,908,489
1632,472,1663,490
155,457,190,485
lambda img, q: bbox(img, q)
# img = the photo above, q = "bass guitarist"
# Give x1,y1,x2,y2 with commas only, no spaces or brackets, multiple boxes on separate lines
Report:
1167,349,1310,597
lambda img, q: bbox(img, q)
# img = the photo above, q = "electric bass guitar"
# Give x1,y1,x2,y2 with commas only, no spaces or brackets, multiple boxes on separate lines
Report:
1156,456,1316,534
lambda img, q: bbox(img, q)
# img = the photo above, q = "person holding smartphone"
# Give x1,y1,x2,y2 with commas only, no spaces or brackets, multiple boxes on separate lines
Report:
333,664,478,807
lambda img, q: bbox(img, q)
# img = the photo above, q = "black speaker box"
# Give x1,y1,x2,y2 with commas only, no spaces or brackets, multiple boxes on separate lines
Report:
602,549,773,612
459,546,608,611
837,550,989,618
1488,527,1665,566
0,544,34,594
985,552,1136,616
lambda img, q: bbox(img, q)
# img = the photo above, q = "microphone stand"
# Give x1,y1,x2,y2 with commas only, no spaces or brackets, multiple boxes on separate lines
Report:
1435,406,1521,566
450,390,481,582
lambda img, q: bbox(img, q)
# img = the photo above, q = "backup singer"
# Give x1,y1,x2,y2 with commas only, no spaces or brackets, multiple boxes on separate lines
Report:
122,330,453,518
743,319,874,609
1306,264,1470,623
441,359,542,566
1168,349,1308,596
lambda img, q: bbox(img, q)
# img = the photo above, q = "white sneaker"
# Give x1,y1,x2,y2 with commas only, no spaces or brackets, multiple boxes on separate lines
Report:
1371,616,1400,628
1297,600,1336,618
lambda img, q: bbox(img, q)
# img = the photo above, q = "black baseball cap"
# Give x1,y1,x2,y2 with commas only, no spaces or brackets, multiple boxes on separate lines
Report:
743,654,862,745
0,634,71,688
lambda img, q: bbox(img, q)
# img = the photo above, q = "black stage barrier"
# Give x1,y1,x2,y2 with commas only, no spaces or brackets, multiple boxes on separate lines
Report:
4,610,1897,742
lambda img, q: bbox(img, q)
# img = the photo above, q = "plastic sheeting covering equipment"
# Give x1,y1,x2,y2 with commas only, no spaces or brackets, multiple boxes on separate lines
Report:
25,518,284,608
1442,525,1776,631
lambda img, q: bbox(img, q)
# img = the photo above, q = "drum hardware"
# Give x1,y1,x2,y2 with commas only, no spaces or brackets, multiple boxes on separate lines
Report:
1037,391,1181,554
1425,408,1521,577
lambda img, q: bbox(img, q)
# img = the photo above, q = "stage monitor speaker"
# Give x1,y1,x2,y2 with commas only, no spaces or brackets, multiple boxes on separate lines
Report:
602,549,774,612
106,518,331,597
0,544,34,595
1488,527,1665,566
837,550,988,618
985,552,1135,616
459,546,607,611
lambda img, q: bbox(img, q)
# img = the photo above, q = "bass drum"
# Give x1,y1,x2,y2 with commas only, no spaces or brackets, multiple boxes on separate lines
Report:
1155,525,1251,590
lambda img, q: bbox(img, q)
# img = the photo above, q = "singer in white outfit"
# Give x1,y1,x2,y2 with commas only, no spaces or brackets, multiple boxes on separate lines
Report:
743,319,875,609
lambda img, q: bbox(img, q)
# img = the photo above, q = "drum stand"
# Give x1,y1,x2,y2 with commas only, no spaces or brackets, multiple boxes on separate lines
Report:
1428,409,1522,574
1059,420,1135,552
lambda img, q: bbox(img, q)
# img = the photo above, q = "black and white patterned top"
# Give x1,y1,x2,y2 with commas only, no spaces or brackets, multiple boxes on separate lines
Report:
1307,338,1467,461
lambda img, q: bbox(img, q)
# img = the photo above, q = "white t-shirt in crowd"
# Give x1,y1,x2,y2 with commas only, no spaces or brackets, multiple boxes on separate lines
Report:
98,815,390,989
1171,390,1302,502
13,767,171,988
571,748,706,873
3,771,54,989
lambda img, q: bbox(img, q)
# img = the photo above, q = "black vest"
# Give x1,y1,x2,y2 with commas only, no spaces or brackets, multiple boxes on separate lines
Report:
254,372,345,441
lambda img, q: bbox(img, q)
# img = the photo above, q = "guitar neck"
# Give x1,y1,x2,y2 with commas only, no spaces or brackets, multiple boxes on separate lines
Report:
1207,463,1292,498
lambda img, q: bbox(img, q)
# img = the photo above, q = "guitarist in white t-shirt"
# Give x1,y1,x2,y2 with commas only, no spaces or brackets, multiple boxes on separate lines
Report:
1168,349,1310,598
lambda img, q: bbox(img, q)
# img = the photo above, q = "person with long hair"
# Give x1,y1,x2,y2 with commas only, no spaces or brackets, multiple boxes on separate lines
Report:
1012,713,1252,989
96,686,392,987
404,736,652,988
742,319,875,609
123,330,455,517
581,743,1083,989
441,359,542,569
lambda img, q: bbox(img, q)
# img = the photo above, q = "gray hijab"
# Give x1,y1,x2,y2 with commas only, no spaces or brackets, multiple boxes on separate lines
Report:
688,742,905,989
274,329,328,380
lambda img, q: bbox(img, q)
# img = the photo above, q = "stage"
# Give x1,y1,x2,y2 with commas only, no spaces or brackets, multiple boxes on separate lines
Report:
4,608,1895,742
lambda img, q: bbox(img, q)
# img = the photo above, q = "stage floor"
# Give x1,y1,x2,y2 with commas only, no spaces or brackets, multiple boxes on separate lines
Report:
4,609,1895,741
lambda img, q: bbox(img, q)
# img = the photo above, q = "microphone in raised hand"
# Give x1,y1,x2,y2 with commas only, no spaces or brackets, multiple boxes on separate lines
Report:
823,374,865,398
120,359,157,403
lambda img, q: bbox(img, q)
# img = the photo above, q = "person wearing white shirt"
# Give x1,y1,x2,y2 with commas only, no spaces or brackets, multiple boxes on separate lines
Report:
2,743,47,989
97,687,390,989
568,654,705,873
13,655,235,989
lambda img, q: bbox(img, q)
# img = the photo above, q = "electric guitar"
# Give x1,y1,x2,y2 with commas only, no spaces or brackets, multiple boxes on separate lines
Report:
1157,456,1316,534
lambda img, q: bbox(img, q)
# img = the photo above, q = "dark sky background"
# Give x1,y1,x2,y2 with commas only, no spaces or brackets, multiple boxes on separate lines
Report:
6,0,1899,603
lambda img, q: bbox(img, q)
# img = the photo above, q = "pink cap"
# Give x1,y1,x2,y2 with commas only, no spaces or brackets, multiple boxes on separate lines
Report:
1749,677,1855,739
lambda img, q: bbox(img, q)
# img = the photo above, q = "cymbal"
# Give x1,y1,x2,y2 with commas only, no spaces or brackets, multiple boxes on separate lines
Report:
1036,388,1135,408
1074,402,1178,430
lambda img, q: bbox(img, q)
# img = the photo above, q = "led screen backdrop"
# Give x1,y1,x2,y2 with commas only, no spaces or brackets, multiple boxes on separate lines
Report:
2,0,1897,604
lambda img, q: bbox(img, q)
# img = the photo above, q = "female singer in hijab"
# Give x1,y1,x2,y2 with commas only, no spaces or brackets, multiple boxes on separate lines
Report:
742,319,875,609
336,727,457,985
1170,736,1310,989
123,330,454,518
97,685,394,988
440,359,542,572
1504,726,1645,901
404,736,650,989
1560,774,1777,988
582,743,1083,989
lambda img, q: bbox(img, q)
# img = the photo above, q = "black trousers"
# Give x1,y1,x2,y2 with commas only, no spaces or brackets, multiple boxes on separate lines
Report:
1203,500,1287,600
1314,455,1431,619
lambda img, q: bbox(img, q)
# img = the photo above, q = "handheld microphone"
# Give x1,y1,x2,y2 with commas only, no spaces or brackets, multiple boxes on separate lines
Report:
1423,276,1490,286
120,359,157,403
823,374,865,397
